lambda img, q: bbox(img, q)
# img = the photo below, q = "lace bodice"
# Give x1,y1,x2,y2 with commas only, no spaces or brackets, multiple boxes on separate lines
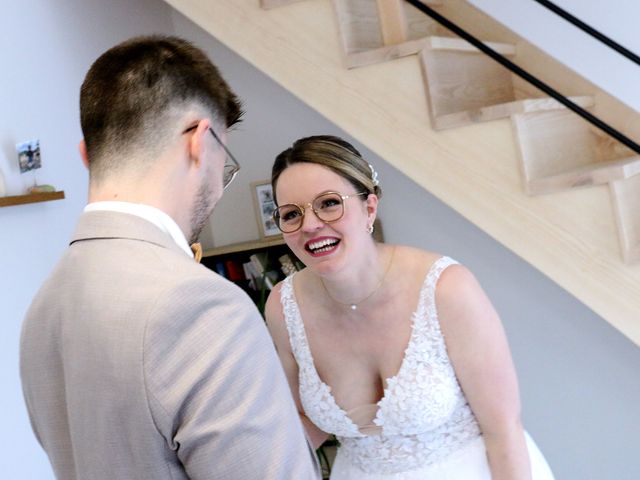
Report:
280,256,482,474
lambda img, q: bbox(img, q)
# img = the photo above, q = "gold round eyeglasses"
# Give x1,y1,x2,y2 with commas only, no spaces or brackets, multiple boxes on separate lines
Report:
273,191,367,233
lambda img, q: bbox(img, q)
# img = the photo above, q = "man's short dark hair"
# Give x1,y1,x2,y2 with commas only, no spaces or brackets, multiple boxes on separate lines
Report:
80,35,243,177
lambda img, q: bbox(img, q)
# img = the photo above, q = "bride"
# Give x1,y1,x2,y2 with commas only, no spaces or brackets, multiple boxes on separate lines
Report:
265,135,555,479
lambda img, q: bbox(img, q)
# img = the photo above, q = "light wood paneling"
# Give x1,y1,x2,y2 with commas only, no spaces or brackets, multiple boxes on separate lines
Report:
332,0,449,68
610,178,640,263
376,0,407,46
420,38,517,128
419,37,593,130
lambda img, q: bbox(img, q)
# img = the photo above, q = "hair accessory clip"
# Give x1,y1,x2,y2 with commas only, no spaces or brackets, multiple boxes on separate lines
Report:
368,163,380,187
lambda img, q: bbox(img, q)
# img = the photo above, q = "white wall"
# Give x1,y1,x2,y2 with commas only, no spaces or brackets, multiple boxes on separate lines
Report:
468,0,640,112
0,1,174,477
1,1,639,479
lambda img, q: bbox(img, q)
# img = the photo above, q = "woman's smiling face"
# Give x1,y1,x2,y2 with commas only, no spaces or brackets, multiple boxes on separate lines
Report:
275,162,375,275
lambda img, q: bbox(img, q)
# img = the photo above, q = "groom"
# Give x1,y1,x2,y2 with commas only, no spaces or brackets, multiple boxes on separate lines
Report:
20,35,319,479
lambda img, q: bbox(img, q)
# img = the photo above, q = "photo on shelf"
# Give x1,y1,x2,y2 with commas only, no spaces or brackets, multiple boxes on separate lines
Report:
251,180,281,239
16,139,41,173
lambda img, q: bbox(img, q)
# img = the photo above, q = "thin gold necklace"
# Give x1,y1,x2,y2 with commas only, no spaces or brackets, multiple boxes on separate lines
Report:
320,246,396,311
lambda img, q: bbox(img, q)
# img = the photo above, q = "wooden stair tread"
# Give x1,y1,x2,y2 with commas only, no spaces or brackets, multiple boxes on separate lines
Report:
344,37,431,68
432,95,595,130
528,155,640,194
425,35,516,55
516,95,595,112
512,108,637,186
610,177,640,263
420,38,522,130
334,0,451,68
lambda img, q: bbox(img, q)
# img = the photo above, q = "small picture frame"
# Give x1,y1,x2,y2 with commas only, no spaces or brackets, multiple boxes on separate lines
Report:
16,139,41,173
251,180,281,239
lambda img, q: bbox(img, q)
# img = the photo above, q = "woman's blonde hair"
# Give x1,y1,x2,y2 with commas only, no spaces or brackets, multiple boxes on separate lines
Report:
271,135,382,204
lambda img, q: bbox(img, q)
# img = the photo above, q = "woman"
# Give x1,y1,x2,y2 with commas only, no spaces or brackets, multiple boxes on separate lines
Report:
265,135,554,479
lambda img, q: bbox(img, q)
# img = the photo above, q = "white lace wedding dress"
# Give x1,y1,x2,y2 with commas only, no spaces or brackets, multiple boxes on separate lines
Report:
280,256,555,479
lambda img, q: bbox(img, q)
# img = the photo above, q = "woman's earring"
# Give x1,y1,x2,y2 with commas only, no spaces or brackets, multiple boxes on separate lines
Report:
367,224,374,235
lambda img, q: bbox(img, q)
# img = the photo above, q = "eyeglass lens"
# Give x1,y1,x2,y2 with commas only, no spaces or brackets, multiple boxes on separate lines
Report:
274,192,346,233
222,164,238,189
182,124,240,190
208,128,240,190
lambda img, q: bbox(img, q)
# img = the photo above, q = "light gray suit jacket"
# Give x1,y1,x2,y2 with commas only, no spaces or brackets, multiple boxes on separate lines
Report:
20,211,320,479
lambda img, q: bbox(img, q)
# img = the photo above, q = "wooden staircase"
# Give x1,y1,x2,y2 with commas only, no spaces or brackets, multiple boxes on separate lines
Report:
164,0,640,345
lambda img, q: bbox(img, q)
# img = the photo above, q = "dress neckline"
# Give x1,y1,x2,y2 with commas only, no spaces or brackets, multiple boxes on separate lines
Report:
284,256,451,435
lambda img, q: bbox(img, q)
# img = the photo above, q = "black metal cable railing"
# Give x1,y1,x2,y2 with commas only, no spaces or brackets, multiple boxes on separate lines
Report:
403,0,640,156
531,0,640,67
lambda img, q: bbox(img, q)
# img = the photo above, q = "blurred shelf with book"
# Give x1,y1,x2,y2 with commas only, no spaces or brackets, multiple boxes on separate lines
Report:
201,236,303,314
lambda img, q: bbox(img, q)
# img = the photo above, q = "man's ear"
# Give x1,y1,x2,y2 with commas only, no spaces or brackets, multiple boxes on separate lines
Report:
78,140,90,170
187,119,212,169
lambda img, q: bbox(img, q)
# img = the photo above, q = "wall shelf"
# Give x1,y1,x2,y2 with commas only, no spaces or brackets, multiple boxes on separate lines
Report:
201,236,292,314
203,236,285,257
0,191,65,208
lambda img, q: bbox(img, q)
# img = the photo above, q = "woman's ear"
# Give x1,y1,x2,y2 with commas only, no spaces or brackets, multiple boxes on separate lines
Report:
366,193,379,224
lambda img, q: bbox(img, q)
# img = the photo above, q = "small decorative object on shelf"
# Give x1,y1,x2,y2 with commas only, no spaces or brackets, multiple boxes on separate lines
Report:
27,184,56,194
17,139,42,174
16,138,60,195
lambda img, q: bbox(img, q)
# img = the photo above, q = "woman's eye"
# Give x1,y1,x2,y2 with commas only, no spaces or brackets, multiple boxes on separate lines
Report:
282,209,301,222
319,198,341,209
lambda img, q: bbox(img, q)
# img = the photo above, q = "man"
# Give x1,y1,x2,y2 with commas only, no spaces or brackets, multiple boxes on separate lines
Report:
20,36,320,479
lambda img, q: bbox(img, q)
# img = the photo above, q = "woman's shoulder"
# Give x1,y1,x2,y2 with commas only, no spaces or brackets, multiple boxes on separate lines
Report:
390,244,451,273
264,279,287,327
388,245,474,293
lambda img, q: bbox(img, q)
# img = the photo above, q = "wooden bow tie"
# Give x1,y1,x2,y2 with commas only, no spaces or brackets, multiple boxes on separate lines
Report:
190,242,203,263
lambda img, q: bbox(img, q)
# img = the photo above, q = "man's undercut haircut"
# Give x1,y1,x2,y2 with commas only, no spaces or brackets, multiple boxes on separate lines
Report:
80,35,243,178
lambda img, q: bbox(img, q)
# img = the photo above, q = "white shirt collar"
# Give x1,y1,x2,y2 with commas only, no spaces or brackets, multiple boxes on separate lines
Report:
84,201,194,258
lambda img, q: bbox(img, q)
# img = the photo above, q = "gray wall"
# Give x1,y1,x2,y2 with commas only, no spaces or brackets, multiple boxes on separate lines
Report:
0,1,638,478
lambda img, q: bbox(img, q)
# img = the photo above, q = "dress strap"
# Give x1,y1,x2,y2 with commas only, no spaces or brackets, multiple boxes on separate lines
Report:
425,256,459,305
279,274,310,366
414,256,458,319
410,256,460,351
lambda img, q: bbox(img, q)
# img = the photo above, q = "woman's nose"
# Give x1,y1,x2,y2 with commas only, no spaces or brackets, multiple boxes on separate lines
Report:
300,205,323,232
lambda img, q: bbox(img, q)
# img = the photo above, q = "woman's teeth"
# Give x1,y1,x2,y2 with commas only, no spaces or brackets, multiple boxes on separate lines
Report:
308,239,339,253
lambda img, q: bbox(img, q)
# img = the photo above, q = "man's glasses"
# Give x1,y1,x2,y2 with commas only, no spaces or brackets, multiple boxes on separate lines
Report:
183,124,240,189
273,191,368,233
